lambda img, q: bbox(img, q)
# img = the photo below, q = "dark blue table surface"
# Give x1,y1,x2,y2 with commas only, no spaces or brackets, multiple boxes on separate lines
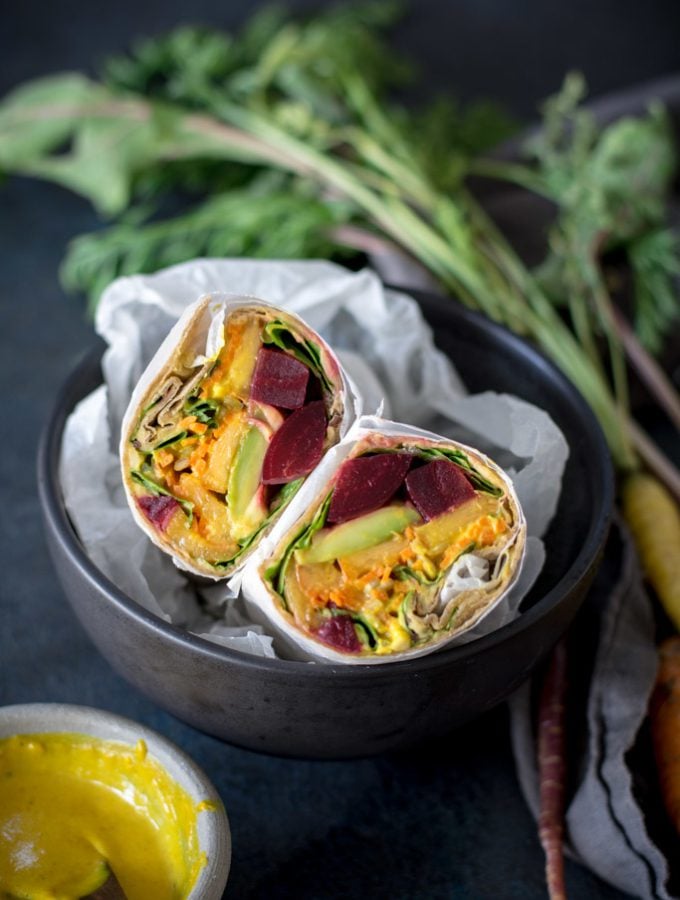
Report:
5,3,679,896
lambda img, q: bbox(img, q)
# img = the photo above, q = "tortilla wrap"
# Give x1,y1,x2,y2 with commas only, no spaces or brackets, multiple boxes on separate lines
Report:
241,418,526,663
120,293,358,579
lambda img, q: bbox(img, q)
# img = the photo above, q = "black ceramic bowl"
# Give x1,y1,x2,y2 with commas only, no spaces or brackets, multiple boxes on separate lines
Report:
38,291,613,759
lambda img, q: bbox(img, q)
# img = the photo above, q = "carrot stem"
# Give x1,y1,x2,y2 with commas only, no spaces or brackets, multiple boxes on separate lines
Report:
650,637,680,837
613,309,680,434
627,421,680,502
538,639,569,900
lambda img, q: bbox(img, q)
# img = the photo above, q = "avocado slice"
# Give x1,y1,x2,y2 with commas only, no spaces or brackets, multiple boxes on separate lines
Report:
228,425,268,539
295,504,420,566
414,493,499,555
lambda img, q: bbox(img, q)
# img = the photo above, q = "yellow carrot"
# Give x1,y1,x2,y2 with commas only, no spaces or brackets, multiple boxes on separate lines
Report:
649,636,680,837
622,471,680,632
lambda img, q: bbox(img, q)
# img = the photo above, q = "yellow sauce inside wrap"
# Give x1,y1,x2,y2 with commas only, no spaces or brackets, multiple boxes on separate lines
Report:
0,733,210,900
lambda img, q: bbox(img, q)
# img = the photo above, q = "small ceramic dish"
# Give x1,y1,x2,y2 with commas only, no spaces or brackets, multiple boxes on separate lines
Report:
0,703,231,899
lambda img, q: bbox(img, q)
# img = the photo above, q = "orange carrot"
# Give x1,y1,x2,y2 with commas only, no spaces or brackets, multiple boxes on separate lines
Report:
650,636,680,837
538,640,569,900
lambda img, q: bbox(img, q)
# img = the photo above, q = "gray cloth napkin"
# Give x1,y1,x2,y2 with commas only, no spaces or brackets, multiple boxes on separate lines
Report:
508,519,674,899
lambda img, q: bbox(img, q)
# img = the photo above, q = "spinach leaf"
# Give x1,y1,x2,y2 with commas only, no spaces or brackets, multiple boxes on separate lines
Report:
264,492,332,602
269,477,305,514
352,614,377,649
153,430,188,449
184,395,219,427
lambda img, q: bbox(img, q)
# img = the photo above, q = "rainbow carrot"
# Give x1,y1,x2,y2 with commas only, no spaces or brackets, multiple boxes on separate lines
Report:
537,640,569,900
650,636,680,837
622,472,680,631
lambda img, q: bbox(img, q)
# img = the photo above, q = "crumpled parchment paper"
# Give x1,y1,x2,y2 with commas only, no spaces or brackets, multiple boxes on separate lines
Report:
60,258,567,659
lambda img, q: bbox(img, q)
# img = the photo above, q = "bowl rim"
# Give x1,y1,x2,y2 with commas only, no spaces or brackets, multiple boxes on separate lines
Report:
37,291,614,682
0,702,231,899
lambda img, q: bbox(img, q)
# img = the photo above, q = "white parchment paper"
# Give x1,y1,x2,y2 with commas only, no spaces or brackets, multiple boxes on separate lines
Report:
60,258,568,660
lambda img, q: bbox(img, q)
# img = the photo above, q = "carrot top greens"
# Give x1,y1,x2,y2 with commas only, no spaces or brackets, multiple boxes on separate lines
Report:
0,3,678,487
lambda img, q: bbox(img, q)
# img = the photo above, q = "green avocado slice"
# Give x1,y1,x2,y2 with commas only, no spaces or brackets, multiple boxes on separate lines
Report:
228,425,268,537
295,504,420,566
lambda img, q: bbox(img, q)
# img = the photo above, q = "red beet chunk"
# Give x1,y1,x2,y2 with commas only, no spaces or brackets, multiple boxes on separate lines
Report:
315,615,362,654
327,453,412,524
250,347,309,410
137,494,179,531
262,401,326,484
405,459,476,521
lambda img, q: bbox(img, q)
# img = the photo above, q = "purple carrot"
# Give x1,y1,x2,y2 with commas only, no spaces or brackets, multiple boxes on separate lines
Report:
537,639,569,900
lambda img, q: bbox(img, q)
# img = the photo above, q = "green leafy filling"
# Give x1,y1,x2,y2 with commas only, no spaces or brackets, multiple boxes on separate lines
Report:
153,429,188,449
184,395,220,427
264,492,333,604
352,615,377,649
211,477,305,570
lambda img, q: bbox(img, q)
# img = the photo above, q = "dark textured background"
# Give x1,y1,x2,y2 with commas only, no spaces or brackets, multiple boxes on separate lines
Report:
2,3,679,898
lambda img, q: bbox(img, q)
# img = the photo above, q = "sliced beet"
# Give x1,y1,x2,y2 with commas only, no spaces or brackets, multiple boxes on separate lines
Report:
327,453,412,524
314,615,362,654
405,459,476,521
261,401,326,484
137,494,179,531
250,347,309,410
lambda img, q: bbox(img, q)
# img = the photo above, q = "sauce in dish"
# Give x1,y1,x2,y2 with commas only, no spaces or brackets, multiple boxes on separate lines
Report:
0,733,212,899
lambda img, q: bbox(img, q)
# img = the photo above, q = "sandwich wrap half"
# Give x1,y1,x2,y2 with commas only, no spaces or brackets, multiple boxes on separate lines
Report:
120,293,358,579
241,418,526,663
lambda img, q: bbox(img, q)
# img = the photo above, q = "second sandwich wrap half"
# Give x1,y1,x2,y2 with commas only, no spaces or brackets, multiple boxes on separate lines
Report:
243,421,526,663
120,293,357,578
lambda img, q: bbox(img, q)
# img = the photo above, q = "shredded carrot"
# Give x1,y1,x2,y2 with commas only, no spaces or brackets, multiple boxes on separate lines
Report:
379,566,393,586
650,636,680,838
308,592,329,609
622,471,680,631
161,469,178,490
177,415,208,435
537,639,568,900
193,458,208,478
398,546,417,563
155,449,174,469
189,442,210,468
441,540,466,571
356,571,377,588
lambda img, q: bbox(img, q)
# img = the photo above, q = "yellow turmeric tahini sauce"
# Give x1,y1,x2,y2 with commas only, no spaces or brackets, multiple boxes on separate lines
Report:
0,733,212,900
